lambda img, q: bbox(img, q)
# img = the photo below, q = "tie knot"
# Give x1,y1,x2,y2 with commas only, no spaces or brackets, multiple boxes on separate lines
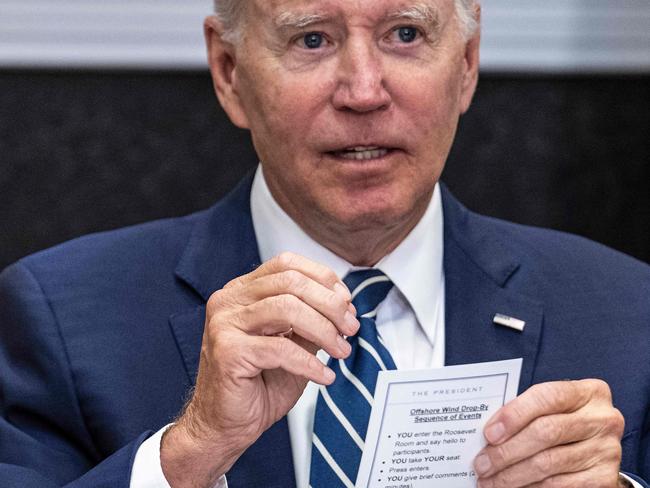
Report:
343,269,393,317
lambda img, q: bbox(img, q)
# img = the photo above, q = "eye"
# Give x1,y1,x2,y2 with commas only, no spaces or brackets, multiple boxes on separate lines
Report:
395,26,419,43
301,32,325,49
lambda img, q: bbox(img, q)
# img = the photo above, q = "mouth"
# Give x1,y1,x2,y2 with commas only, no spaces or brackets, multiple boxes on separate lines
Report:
328,146,394,161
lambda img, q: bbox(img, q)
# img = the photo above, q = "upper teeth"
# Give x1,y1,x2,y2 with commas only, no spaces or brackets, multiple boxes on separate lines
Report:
348,146,380,151
340,147,388,160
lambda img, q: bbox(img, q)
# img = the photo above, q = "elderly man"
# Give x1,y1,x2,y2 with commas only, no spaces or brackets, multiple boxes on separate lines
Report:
0,0,648,487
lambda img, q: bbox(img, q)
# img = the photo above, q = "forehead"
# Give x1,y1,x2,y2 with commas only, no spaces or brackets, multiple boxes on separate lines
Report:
249,0,454,25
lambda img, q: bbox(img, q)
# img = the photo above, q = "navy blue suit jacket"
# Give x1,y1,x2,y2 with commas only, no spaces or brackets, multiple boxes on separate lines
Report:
1,176,648,487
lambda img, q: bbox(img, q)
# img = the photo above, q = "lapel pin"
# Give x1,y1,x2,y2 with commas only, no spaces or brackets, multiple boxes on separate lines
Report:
493,313,526,332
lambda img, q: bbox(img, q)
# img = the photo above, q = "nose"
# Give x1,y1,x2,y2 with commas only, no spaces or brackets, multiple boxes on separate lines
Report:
332,39,391,113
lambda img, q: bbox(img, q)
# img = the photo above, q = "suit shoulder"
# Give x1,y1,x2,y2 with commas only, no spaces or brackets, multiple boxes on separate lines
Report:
476,213,650,294
14,210,206,284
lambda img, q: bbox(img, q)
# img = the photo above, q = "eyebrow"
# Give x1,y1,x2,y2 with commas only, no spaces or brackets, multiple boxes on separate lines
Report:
274,11,328,30
387,3,440,27
273,2,440,31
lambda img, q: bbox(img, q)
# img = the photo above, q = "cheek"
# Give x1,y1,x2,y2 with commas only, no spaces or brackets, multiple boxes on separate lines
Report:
242,64,333,149
390,47,465,116
394,67,463,144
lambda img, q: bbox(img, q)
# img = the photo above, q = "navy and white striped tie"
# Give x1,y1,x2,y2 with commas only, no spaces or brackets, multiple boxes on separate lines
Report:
310,269,397,488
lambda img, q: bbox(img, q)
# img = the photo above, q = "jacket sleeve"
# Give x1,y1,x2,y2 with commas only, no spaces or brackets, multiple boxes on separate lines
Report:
623,473,650,488
0,261,152,487
623,422,650,487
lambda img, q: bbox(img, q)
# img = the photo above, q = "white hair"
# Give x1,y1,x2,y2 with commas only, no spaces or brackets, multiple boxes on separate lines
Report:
213,0,246,43
455,0,479,40
213,0,478,43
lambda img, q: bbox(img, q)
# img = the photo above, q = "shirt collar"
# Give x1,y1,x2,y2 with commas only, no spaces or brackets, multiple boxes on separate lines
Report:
250,165,444,346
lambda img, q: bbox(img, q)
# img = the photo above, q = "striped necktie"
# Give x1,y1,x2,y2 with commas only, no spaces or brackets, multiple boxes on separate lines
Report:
310,269,397,488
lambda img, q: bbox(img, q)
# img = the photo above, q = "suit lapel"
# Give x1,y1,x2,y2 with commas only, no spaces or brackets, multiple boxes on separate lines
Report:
168,306,206,383
441,185,544,393
170,176,262,382
168,175,296,487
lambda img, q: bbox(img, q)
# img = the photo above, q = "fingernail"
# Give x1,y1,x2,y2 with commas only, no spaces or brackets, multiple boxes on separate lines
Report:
348,302,357,316
344,310,360,333
334,282,351,301
337,334,351,356
323,367,336,383
485,422,506,444
474,453,491,476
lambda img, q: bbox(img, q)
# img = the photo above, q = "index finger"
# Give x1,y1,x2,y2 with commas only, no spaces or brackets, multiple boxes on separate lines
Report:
483,381,591,445
224,252,350,299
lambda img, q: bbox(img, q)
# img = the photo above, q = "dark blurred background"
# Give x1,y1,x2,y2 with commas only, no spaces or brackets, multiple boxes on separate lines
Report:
1,69,648,270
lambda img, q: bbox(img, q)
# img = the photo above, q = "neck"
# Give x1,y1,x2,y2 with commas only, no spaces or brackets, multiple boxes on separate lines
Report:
313,215,426,266
273,190,432,268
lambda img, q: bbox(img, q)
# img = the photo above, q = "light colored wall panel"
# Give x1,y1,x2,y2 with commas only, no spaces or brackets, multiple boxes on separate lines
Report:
481,0,650,72
0,0,649,72
0,0,208,68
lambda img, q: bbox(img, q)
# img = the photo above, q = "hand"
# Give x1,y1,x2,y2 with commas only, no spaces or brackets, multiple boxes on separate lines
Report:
473,379,625,487
160,252,359,487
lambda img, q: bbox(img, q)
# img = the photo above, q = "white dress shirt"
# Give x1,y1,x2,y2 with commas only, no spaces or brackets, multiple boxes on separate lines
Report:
130,166,640,488
251,166,446,487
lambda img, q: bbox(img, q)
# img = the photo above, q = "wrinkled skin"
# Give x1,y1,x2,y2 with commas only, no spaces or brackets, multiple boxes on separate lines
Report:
159,1,627,487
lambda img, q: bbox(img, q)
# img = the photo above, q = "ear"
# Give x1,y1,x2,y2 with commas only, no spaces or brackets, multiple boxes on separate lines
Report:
204,15,250,129
459,4,481,114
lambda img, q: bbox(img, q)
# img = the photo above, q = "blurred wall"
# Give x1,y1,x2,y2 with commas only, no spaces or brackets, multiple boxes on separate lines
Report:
1,70,648,269
3,0,649,72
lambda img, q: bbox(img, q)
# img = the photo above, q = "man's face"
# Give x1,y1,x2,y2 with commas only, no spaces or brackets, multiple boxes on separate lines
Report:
210,0,479,240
